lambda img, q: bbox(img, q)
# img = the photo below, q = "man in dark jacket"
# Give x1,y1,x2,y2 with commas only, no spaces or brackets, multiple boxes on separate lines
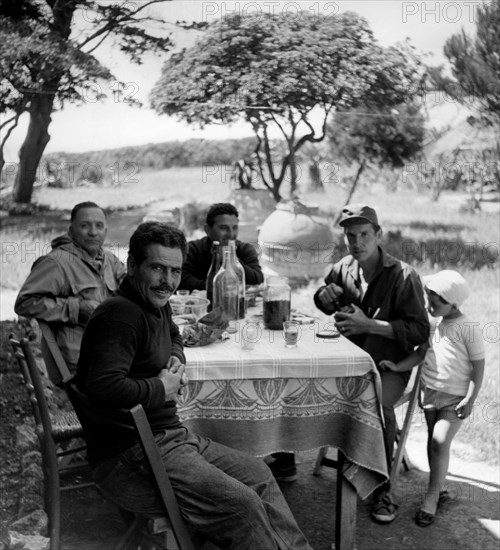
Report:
178,202,263,291
314,204,429,524
15,201,125,371
76,222,312,550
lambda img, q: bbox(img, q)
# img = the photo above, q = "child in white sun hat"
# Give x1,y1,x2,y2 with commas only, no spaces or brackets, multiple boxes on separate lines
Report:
417,269,485,526
379,269,485,527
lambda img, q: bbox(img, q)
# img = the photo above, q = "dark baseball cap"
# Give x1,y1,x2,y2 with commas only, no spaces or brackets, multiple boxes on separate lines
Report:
339,204,379,227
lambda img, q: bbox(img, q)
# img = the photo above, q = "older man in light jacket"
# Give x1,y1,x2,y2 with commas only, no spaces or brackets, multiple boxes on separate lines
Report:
15,201,126,372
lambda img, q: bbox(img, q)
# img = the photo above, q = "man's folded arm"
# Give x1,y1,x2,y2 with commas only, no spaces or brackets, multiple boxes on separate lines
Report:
83,319,166,411
15,257,80,325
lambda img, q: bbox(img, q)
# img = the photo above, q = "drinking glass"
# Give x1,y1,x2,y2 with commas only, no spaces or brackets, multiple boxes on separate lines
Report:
283,321,300,348
241,322,259,351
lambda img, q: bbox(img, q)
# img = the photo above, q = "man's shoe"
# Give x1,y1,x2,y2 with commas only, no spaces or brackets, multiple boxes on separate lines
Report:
268,460,298,482
371,491,398,523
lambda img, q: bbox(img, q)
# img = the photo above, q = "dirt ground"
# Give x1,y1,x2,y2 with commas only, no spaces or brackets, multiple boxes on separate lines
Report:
21,446,498,550
1,320,499,550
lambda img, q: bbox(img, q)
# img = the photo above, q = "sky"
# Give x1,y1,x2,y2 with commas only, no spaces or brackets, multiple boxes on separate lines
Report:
3,0,482,161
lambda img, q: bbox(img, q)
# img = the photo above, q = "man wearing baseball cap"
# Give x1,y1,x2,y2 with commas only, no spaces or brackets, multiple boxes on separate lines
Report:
314,203,429,523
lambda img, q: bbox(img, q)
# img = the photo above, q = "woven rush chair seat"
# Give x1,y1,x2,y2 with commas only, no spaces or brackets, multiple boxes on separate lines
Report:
51,409,85,441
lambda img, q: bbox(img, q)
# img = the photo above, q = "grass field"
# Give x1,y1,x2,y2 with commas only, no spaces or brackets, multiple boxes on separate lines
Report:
2,165,499,464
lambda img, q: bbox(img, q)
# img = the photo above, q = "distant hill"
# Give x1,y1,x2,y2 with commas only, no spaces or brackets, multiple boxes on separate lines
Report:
40,137,262,187
37,95,498,189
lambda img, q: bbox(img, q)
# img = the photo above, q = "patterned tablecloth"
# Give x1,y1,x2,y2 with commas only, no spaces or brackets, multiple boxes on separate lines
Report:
179,322,388,499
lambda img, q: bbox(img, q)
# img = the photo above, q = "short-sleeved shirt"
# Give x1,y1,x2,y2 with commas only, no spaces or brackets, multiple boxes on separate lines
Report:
422,313,485,396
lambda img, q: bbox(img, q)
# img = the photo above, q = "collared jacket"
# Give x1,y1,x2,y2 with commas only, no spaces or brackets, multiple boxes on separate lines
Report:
15,234,126,372
179,236,264,291
313,248,429,366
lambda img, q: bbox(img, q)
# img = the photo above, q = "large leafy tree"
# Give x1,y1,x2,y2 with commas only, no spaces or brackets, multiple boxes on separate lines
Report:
150,11,424,201
0,0,174,203
434,0,500,126
327,101,425,215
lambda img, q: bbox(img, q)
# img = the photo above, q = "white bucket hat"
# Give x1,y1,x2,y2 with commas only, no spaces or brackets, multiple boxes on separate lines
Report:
425,270,470,307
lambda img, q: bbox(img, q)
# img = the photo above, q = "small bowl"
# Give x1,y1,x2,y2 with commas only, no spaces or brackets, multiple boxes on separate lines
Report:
183,297,210,320
169,296,186,315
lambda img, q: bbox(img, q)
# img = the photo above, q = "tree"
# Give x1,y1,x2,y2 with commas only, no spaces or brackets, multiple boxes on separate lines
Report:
0,0,175,203
434,0,500,126
327,101,425,216
150,11,424,202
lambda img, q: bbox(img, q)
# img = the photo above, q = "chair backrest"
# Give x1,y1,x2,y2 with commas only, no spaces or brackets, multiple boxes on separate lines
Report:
37,320,72,386
9,334,57,449
395,363,423,408
130,405,197,550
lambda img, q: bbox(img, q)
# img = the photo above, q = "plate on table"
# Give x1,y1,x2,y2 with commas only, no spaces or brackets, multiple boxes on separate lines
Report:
291,312,315,324
172,314,197,327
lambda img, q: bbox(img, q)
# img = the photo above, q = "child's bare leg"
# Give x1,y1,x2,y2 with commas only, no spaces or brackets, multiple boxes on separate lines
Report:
421,409,462,514
424,409,438,466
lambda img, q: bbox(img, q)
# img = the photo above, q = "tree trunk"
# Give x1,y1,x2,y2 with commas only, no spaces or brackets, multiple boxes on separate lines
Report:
307,161,323,191
334,160,366,224
289,150,298,197
12,94,55,203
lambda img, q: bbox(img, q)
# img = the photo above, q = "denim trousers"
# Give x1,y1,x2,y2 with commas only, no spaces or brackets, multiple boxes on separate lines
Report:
93,427,313,550
379,369,411,488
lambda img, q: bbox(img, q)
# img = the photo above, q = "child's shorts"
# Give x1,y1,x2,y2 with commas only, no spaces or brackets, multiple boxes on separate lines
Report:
420,386,464,412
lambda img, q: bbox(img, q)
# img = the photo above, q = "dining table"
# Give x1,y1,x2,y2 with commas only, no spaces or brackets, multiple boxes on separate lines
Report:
178,311,388,550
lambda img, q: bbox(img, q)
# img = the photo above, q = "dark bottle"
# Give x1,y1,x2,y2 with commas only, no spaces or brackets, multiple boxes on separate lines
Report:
206,240,222,311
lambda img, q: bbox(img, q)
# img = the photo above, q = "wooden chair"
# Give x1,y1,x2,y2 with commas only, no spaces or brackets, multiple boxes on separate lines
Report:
389,364,423,487
39,321,203,549
37,320,73,386
313,364,423,489
66,382,202,550
9,335,93,550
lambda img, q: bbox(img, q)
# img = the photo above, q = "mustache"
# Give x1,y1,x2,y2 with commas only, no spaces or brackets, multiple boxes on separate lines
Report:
151,285,174,292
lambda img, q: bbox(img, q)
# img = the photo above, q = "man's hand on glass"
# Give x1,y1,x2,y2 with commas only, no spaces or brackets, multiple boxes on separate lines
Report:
318,283,344,310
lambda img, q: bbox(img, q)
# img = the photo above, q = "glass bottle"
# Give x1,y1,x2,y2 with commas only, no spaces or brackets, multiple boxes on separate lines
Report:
206,240,222,311
228,239,246,318
213,248,240,330
263,276,291,330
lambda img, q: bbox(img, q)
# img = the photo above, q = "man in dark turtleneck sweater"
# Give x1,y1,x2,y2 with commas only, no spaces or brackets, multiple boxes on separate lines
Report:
76,222,312,550
178,202,263,291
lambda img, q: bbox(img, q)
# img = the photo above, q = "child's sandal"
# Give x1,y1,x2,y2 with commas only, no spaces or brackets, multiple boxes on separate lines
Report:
438,490,450,505
416,509,435,527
